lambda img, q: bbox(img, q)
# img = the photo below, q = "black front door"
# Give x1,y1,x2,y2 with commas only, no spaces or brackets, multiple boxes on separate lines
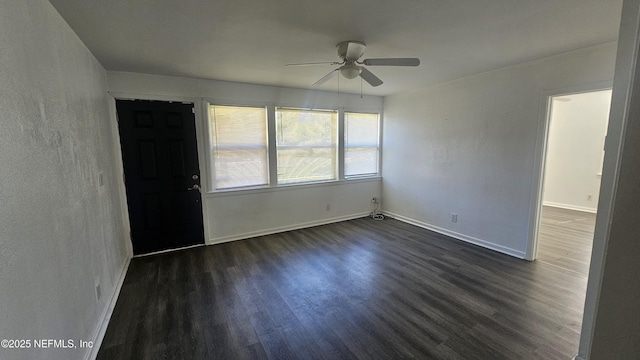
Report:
116,100,205,255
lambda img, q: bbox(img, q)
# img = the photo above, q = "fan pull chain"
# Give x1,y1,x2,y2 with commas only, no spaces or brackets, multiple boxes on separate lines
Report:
360,77,363,99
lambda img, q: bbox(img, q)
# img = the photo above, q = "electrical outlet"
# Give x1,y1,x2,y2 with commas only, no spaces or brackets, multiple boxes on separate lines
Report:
326,204,331,211
587,194,593,201
450,213,458,223
98,172,104,187
371,197,379,204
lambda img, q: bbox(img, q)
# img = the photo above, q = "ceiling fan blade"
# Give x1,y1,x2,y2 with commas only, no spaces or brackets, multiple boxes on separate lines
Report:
345,42,367,61
359,67,383,87
362,58,420,66
286,61,340,67
312,69,339,87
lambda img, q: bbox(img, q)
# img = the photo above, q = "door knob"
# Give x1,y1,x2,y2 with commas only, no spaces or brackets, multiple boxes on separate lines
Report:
187,184,200,191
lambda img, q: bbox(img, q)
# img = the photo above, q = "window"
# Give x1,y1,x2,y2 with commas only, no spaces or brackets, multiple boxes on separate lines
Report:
276,108,338,184
209,105,268,189
207,104,379,191
345,112,380,177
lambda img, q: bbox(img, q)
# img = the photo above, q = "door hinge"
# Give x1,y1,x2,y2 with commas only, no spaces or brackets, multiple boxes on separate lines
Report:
192,107,195,114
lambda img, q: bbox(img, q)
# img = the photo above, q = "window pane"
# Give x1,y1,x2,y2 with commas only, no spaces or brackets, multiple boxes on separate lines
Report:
276,108,337,184
345,112,380,177
209,105,268,189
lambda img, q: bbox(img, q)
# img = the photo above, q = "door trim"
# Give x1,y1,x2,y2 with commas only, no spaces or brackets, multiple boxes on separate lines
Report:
526,81,613,261
109,93,211,253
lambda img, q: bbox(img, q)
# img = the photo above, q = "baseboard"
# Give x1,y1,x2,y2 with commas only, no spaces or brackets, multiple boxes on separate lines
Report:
384,211,526,259
207,212,371,245
543,201,597,214
85,256,131,360
574,355,585,360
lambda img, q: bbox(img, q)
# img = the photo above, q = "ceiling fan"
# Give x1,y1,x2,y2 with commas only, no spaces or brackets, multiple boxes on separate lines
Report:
286,41,420,87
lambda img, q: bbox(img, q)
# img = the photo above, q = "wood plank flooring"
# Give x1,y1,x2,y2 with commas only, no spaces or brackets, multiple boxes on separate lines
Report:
98,216,591,360
537,206,595,275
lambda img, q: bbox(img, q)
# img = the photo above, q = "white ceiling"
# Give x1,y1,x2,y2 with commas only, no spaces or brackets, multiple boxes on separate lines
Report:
49,0,623,96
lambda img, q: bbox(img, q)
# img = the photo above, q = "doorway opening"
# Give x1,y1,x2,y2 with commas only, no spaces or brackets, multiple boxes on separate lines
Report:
535,89,612,274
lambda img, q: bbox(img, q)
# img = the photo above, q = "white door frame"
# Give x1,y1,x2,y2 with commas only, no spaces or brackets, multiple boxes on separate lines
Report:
526,82,613,261
108,92,211,255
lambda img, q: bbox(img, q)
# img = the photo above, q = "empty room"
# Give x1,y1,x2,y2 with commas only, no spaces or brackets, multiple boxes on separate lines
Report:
1,1,639,360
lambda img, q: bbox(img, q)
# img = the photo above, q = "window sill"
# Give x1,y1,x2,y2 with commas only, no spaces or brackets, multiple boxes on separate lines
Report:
205,176,381,198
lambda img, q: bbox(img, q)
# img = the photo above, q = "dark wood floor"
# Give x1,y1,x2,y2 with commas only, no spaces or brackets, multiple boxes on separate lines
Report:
537,206,596,275
98,216,591,360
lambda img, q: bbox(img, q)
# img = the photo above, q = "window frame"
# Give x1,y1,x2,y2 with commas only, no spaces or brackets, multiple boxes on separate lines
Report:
275,107,339,185
343,111,381,179
204,100,381,193
207,104,271,191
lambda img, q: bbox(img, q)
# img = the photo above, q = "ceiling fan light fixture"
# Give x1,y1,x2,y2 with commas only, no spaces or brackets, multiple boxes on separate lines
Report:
340,64,361,79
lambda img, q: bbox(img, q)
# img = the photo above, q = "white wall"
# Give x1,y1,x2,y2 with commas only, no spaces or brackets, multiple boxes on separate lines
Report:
0,1,130,360
382,42,617,258
107,72,383,244
578,0,640,357
543,90,611,213
206,179,380,242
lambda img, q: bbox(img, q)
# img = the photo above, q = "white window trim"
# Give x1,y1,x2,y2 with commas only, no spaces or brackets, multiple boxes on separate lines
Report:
344,111,382,179
275,107,339,185
206,102,271,191
203,100,382,194
204,176,381,198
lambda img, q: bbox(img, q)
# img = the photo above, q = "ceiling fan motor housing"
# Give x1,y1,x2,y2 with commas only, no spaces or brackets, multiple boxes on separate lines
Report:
337,41,366,61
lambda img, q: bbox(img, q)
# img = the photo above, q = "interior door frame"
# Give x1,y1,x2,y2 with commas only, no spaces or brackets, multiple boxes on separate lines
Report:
109,92,211,256
526,81,613,261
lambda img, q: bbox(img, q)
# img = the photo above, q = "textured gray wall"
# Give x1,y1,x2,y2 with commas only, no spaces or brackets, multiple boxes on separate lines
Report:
0,1,129,359
382,43,616,258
